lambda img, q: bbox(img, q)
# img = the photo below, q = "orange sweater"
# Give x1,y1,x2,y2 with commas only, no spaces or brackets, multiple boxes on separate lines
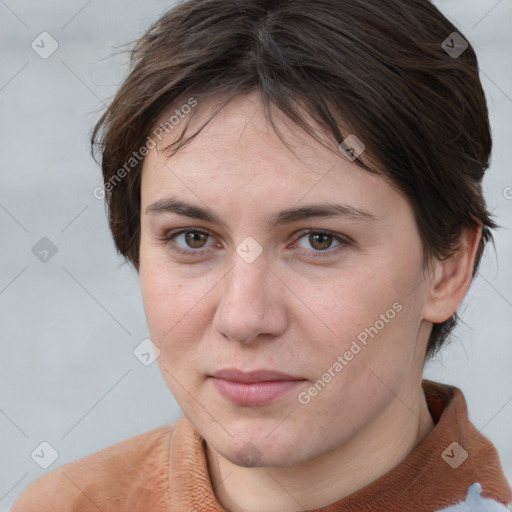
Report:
11,380,511,512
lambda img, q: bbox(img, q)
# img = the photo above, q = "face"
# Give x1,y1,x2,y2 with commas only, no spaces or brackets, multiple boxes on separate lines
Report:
139,91,433,468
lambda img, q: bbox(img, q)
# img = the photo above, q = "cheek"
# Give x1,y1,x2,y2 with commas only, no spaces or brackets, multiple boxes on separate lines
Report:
139,263,211,400
141,273,191,344
300,258,423,381
299,265,401,343
139,252,216,358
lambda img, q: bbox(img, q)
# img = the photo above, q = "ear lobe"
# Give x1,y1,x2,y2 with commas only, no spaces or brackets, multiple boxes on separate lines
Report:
422,224,483,324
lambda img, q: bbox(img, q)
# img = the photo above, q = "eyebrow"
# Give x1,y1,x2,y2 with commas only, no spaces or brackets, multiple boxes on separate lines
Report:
145,197,378,229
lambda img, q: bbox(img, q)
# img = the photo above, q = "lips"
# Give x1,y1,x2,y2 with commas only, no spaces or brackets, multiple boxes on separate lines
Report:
209,368,306,406
211,368,303,383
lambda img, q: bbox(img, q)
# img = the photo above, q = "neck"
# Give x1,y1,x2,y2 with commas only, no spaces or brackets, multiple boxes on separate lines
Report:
206,382,435,512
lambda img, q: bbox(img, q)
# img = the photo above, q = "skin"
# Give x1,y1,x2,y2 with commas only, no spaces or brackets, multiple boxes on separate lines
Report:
139,90,482,512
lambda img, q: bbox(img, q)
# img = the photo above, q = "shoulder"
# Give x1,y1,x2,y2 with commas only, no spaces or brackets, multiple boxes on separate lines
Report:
10,423,176,512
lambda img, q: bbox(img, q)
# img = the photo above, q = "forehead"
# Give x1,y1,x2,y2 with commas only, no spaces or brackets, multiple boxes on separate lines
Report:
140,92,404,218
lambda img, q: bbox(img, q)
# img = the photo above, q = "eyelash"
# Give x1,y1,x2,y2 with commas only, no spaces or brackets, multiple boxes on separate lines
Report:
158,228,352,259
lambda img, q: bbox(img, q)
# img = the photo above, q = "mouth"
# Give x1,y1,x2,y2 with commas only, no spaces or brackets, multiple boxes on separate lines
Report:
209,368,307,407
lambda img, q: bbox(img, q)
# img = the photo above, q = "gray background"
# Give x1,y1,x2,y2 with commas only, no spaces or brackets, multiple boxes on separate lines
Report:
0,0,511,508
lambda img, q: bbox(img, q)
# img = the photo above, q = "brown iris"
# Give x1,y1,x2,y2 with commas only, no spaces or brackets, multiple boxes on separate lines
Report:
185,231,209,249
308,233,333,251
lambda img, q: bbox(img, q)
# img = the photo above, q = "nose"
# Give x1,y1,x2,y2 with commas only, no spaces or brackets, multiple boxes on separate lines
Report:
212,251,288,345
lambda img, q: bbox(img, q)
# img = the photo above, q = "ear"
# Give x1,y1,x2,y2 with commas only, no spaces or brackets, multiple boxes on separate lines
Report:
422,224,483,324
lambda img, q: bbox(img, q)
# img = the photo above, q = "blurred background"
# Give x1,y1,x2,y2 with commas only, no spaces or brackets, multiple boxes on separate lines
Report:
1,0,511,508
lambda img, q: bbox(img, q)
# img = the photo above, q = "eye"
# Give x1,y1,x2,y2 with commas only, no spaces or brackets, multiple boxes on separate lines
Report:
159,227,351,259
292,229,351,257
160,228,218,256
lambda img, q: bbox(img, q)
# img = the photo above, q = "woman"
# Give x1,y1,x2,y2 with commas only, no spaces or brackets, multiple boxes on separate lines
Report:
12,0,511,510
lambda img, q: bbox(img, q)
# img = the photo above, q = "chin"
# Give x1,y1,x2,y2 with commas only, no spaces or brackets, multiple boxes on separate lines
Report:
224,445,298,468
209,426,315,469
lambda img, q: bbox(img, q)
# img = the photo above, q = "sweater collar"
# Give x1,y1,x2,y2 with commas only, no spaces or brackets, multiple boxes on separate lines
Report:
168,379,511,511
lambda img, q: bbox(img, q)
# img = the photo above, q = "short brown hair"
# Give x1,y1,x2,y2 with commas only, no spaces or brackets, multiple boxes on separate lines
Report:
91,0,496,359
